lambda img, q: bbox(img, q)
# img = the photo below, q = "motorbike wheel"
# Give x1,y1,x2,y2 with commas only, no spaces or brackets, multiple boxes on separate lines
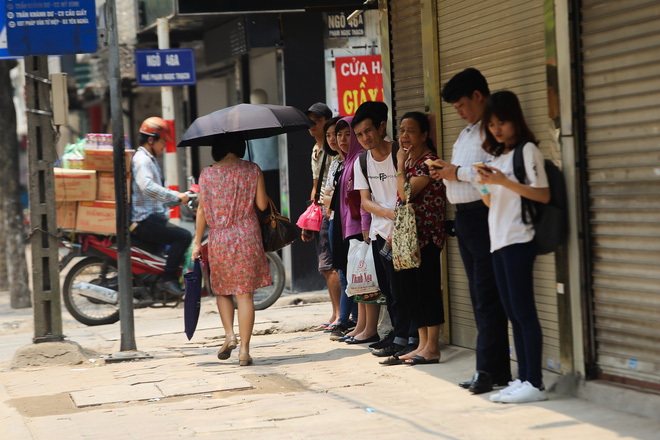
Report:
62,257,120,326
252,252,286,310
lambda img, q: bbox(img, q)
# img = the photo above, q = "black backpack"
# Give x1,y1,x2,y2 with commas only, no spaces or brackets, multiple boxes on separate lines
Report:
358,141,399,193
512,141,567,255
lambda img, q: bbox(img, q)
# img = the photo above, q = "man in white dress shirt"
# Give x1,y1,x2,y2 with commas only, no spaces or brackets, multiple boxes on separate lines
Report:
430,68,511,394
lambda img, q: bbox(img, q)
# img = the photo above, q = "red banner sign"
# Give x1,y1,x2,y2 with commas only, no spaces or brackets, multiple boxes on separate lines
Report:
335,55,384,116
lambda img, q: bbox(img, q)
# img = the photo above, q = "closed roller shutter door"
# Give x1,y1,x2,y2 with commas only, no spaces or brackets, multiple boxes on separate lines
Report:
437,0,562,372
390,0,425,125
580,0,660,385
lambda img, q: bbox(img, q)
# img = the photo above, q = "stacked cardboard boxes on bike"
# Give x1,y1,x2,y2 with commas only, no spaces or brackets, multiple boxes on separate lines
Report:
55,134,133,234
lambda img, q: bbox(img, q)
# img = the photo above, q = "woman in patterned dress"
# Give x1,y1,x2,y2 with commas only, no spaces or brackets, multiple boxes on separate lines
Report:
394,111,447,365
192,135,271,366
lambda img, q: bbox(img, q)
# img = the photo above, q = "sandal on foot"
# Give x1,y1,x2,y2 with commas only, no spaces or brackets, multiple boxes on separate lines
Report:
312,323,331,331
404,355,440,365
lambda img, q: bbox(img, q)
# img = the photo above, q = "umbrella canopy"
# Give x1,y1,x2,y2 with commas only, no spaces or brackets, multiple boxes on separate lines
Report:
178,103,314,147
183,259,202,340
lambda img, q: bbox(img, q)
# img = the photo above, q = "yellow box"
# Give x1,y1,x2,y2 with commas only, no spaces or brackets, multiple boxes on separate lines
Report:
97,172,131,201
55,201,77,230
83,148,134,173
54,168,97,201
76,201,117,235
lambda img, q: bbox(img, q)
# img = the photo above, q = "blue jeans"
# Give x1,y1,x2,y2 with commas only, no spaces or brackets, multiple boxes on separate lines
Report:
492,241,543,388
455,206,511,381
329,218,357,325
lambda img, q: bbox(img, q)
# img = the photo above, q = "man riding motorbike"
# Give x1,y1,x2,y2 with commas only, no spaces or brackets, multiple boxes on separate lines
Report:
130,116,192,296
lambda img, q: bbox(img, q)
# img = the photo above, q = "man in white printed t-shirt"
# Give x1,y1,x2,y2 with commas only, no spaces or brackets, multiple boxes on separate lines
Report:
352,101,418,360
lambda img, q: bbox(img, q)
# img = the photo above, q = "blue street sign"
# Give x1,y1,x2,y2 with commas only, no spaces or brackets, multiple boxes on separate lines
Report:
135,49,196,87
0,1,20,59
4,0,97,56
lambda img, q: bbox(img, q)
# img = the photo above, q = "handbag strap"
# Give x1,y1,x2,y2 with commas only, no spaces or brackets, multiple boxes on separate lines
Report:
403,181,412,204
314,151,328,203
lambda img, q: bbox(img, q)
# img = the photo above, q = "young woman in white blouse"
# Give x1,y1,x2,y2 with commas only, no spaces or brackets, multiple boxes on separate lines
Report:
474,91,550,404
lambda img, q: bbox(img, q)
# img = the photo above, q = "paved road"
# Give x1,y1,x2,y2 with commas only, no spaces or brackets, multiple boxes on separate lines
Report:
1,292,658,439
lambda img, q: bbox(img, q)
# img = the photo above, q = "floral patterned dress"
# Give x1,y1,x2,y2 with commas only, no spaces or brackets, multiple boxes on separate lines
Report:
397,151,447,249
200,161,271,296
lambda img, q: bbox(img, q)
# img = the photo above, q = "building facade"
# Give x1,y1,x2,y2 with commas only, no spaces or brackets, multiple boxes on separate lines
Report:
379,0,660,406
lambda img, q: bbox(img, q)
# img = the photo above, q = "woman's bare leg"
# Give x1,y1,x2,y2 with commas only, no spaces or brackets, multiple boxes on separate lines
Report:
235,293,255,356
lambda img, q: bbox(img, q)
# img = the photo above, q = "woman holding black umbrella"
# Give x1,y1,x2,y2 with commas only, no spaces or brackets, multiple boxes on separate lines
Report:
192,135,271,366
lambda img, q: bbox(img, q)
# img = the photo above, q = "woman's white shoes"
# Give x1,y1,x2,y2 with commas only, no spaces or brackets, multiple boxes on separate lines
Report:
491,380,547,403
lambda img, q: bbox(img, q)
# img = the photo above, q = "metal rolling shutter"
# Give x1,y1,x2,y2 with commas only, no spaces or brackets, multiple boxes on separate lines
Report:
580,0,660,385
390,0,425,125
437,0,562,372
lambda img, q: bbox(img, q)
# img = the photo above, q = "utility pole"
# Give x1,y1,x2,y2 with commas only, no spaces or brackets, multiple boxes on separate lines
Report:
157,18,181,224
106,0,138,353
24,55,63,342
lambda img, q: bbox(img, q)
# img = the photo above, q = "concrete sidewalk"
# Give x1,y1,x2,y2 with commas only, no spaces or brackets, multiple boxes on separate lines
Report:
1,291,659,439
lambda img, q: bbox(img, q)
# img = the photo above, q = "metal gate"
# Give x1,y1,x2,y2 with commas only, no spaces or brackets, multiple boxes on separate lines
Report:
389,0,425,125
579,0,660,386
436,0,562,372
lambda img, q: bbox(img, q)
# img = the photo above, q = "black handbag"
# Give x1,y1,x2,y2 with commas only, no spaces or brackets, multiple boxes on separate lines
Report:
261,198,298,252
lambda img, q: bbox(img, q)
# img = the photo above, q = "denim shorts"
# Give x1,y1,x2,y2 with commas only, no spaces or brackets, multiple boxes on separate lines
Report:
316,215,333,272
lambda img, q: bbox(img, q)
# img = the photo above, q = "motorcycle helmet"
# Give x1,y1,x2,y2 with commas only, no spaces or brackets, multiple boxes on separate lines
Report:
139,117,173,142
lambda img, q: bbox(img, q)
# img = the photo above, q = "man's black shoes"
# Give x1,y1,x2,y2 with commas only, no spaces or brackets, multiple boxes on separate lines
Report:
460,371,512,394
372,343,405,357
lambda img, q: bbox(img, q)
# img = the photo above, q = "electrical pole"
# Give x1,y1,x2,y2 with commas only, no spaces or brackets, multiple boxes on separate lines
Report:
157,18,181,224
24,55,63,342
106,0,137,353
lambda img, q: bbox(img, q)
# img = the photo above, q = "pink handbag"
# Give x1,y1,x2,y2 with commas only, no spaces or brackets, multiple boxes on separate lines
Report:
296,201,323,232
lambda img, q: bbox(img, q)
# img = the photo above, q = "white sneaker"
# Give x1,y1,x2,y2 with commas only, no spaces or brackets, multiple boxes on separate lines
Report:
490,379,523,402
499,381,548,403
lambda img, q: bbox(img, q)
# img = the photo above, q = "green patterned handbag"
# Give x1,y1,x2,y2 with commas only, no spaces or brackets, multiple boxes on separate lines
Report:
392,181,421,271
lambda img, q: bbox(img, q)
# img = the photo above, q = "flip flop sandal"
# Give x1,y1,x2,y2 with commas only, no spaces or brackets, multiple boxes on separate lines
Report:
323,323,338,333
312,323,331,331
404,355,440,365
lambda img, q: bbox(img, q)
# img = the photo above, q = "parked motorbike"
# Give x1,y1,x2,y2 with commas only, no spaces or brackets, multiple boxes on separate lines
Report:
59,187,286,326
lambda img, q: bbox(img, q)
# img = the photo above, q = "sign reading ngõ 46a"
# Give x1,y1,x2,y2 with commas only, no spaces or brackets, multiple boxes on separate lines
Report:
335,55,383,116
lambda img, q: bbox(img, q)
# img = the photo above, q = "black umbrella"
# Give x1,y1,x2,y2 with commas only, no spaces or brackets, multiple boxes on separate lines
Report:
178,103,314,147
183,259,202,340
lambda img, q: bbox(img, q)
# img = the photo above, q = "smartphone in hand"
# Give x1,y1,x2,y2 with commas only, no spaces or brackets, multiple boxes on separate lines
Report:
424,159,443,169
472,162,491,172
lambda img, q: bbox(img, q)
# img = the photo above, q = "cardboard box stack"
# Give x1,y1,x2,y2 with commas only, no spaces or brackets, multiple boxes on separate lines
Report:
55,134,133,234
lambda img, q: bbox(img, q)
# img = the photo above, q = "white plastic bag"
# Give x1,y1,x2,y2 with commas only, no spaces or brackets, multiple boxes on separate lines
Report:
346,239,380,297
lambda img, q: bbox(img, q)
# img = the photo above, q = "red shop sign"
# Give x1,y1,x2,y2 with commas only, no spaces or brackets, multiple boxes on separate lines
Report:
335,55,384,116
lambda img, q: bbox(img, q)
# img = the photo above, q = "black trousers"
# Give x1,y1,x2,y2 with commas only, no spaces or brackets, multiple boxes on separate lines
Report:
455,206,511,381
132,213,192,281
372,235,417,345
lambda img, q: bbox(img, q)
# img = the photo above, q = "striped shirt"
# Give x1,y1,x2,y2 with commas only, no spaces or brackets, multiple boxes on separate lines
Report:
444,121,495,204
130,146,180,222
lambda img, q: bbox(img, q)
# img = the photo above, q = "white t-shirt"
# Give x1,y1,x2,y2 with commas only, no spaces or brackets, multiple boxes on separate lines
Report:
324,156,342,220
488,142,549,252
353,151,397,241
